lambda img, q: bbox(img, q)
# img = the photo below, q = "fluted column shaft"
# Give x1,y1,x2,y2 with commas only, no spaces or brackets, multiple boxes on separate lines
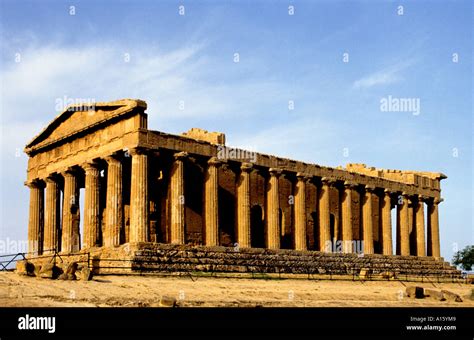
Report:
381,190,393,255
362,185,374,254
26,180,44,255
83,163,100,248
130,149,149,243
44,177,59,253
397,193,410,256
319,178,332,252
204,158,220,246
62,170,80,253
266,168,281,249
294,173,307,251
105,156,123,247
415,196,426,257
170,152,187,244
237,163,252,248
341,182,354,253
427,198,441,258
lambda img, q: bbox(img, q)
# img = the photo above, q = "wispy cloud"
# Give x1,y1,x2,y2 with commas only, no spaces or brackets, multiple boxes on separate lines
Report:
352,59,416,89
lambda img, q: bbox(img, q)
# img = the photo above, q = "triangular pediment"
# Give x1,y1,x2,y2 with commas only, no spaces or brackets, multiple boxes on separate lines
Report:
24,99,146,154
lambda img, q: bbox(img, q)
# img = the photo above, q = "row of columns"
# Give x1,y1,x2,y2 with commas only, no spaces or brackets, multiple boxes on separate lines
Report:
26,147,150,255
27,151,442,258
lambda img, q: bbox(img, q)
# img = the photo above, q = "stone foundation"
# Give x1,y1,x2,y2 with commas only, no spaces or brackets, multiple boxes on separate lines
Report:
25,243,462,282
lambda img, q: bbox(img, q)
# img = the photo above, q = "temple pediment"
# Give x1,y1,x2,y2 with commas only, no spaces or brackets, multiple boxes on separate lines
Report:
24,99,146,155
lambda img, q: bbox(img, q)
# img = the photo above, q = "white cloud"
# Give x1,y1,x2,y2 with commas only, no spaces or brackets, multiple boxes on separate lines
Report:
352,59,415,89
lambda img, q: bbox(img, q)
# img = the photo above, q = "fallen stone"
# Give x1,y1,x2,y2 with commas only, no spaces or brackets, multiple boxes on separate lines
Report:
16,260,35,276
359,268,368,280
39,263,55,279
441,290,463,302
64,262,78,280
77,267,92,281
424,289,445,301
159,296,177,307
406,286,424,299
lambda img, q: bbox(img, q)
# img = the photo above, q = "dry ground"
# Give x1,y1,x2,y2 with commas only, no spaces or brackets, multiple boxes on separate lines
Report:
0,271,472,307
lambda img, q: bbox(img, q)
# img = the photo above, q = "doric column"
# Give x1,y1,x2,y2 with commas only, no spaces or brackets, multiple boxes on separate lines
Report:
266,168,281,249
129,148,149,243
318,177,333,252
397,193,410,256
427,198,442,258
61,169,80,253
170,151,187,244
26,180,44,255
237,162,253,248
82,162,100,249
362,185,375,255
44,175,60,254
294,173,308,251
381,189,393,255
341,181,354,253
415,195,426,257
204,157,220,246
105,155,123,247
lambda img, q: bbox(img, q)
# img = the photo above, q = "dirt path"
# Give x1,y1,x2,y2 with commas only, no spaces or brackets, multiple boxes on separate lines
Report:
0,272,472,307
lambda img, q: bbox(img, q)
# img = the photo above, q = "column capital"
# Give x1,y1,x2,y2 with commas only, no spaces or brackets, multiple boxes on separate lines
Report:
81,161,99,173
60,167,78,178
104,153,122,164
417,194,428,202
174,151,188,161
208,157,221,166
383,188,394,194
433,197,444,205
240,162,253,172
343,180,356,189
321,176,335,185
24,179,44,189
44,173,60,184
269,168,282,176
365,184,376,192
296,172,311,181
129,147,148,156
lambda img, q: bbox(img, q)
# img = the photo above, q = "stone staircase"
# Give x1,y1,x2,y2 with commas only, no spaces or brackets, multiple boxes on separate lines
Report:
107,243,463,281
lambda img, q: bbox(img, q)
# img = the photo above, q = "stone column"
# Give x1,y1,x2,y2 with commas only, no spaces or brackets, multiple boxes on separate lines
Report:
105,155,123,247
237,162,253,248
341,181,354,253
427,198,442,258
26,180,44,255
415,195,426,257
266,168,281,249
170,152,187,244
82,162,100,249
318,177,333,252
381,189,393,255
362,185,375,255
129,148,149,243
44,175,60,254
294,173,308,251
397,193,410,256
61,169,80,253
204,157,220,246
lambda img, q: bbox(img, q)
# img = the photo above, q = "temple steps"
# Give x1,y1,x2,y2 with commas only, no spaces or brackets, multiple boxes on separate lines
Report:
116,244,463,280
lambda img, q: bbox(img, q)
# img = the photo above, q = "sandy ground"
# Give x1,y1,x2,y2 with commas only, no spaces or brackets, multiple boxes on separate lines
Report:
0,271,472,307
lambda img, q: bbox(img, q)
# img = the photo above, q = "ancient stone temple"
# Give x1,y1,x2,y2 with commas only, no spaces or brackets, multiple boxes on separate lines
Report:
23,99,458,279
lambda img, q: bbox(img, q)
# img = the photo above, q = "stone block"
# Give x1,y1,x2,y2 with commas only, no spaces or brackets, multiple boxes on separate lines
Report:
441,290,463,302
16,260,35,276
406,286,424,299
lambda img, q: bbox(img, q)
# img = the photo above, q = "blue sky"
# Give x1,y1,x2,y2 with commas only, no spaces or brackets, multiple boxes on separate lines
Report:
0,0,472,261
